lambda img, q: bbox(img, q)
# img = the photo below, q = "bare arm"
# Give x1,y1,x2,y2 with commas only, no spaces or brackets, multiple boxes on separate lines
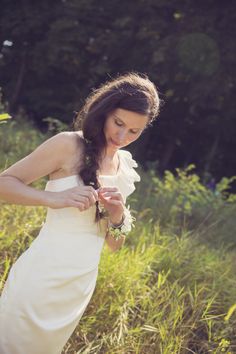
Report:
0,132,98,209
98,187,130,252
105,232,126,252
0,175,53,206
0,132,72,206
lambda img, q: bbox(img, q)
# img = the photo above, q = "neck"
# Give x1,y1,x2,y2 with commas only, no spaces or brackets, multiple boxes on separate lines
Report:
103,146,119,160
99,148,119,175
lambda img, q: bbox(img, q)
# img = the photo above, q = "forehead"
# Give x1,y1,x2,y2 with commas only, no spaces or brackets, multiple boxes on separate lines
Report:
112,108,149,128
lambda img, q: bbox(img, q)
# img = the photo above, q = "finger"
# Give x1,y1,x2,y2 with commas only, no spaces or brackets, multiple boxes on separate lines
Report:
77,190,97,205
67,200,86,210
98,192,109,200
80,195,96,209
73,186,98,201
98,194,109,208
98,187,119,193
104,199,123,206
79,193,97,206
101,191,123,198
98,193,114,206
100,191,124,203
83,186,99,200
85,190,98,203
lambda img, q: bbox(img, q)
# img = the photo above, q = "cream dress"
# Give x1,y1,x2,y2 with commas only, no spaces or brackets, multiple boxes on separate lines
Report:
0,149,140,354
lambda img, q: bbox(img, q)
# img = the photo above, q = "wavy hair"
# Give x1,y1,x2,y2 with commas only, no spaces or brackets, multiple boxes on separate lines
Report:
73,71,161,222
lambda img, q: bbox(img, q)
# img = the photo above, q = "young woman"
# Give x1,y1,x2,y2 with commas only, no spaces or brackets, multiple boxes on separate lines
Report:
0,72,160,353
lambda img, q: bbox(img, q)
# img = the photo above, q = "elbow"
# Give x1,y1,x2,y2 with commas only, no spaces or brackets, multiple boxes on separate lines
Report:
0,174,25,186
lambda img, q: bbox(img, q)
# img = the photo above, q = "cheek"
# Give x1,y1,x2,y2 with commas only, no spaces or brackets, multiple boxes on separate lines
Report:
104,120,111,135
125,136,136,145
129,133,141,142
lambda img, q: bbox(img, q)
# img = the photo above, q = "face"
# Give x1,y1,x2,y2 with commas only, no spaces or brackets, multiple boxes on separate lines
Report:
103,108,149,152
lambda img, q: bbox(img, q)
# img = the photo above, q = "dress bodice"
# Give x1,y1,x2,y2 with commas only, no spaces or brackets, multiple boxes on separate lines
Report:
43,149,140,237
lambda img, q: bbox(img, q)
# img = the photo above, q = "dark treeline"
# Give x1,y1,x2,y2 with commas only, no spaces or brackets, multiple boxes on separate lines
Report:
0,0,235,187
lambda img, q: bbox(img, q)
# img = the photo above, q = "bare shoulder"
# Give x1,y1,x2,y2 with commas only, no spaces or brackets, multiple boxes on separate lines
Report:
54,130,84,153
48,131,85,178
0,130,85,185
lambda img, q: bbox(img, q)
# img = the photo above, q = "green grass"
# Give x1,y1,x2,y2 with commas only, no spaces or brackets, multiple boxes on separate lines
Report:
0,120,236,353
62,226,236,354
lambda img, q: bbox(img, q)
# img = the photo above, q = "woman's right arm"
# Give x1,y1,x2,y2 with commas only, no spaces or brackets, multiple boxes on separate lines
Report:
0,175,53,206
0,132,97,209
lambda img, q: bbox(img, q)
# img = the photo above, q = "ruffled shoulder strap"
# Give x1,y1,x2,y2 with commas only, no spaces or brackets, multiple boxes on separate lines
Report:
118,149,141,200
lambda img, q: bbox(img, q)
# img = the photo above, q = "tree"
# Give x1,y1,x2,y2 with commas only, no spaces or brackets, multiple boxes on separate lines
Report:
0,0,235,182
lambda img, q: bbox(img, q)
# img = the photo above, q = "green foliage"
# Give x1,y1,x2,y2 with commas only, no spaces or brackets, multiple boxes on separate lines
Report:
0,115,47,170
1,205,236,353
133,164,236,247
0,113,11,124
0,89,11,124
0,1,235,180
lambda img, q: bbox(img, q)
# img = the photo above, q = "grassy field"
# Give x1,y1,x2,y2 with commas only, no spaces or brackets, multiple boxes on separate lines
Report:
0,119,236,353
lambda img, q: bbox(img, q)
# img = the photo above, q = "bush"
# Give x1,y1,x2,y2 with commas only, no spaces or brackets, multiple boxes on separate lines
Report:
133,165,236,248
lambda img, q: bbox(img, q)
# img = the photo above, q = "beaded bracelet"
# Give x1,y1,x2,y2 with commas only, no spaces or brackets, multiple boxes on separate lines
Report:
107,207,136,240
107,216,125,240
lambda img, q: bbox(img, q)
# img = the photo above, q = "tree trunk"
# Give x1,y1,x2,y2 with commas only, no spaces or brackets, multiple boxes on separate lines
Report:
203,134,220,176
160,140,175,172
10,50,27,112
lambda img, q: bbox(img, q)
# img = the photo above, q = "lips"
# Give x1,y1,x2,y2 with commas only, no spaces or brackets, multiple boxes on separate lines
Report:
110,138,121,147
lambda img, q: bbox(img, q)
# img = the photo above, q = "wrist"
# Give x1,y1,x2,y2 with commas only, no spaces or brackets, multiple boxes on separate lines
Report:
44,191,56,208
109,214,124,227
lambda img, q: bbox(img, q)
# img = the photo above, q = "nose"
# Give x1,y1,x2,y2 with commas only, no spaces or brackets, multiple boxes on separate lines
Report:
116,129,126,143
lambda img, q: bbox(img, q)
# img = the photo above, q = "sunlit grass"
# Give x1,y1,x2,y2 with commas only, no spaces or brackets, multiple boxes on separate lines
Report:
1,203,235,353
62,227,236,354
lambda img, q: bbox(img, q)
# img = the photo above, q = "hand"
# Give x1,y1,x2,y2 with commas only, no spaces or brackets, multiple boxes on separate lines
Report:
98,187,124,224
47,185,98,211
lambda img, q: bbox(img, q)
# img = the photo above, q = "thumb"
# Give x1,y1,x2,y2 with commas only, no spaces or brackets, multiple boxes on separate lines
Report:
98,192,109,203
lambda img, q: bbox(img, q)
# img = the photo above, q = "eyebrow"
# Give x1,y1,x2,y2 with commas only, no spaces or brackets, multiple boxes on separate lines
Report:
114,114,141,130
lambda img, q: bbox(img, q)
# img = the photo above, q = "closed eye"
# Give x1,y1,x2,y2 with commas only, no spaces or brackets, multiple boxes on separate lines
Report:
114,118,140,134
115,120,123,127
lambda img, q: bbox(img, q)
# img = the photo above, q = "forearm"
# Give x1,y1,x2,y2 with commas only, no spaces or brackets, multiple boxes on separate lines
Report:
0,176,51,207
105,232,126,252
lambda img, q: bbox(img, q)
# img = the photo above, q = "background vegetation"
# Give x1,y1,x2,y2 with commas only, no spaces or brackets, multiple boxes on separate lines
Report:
0,0,236,187
0,1,235,352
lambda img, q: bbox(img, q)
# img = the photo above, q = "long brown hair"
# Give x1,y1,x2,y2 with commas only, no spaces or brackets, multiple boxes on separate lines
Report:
73,71,161,222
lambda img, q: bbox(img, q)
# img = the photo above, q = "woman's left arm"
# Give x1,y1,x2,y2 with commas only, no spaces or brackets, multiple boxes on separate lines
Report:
98,187,128,252
105,232,126,252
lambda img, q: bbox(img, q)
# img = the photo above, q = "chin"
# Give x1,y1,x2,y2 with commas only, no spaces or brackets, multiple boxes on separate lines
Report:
109,138,121,148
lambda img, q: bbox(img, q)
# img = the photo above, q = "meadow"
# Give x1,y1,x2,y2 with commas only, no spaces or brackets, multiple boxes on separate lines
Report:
0,118,236,354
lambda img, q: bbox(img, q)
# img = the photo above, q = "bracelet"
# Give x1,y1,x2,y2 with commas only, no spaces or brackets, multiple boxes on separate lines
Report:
107,215,125,241
107,207,136,241
109,215,125,229
107,225,126,240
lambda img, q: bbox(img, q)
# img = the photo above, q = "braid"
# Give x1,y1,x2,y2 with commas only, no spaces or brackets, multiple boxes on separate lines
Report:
79,138,106,222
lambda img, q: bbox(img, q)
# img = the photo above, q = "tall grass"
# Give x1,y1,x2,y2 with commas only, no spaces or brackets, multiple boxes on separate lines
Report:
0,116,46,168
133,166,236,248
0,120,236,353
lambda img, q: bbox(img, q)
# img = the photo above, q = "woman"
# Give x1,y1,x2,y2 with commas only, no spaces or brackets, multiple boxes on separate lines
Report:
0,72,160,353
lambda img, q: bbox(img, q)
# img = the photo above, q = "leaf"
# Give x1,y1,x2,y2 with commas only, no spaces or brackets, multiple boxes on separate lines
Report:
0,113,11,121
224,303,236,321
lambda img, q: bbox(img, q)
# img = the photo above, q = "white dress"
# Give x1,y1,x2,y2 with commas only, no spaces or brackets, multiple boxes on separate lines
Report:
0,149,140,354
